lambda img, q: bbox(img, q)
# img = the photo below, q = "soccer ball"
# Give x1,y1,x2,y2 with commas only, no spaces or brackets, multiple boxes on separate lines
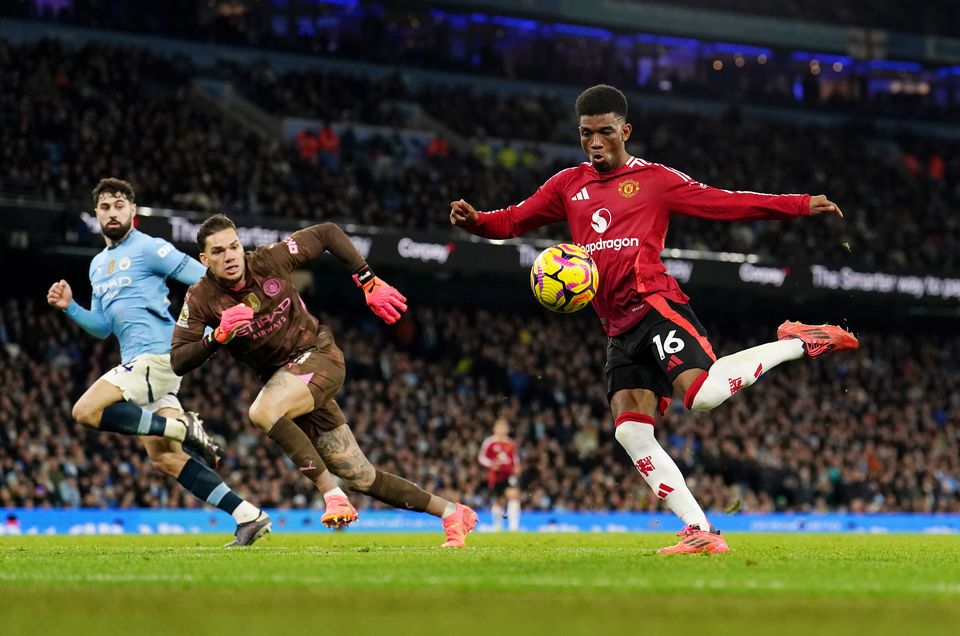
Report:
529,243,599,313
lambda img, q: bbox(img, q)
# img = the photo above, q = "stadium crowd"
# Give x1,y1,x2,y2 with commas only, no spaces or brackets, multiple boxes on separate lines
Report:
2,296,957,514
4,38,960,275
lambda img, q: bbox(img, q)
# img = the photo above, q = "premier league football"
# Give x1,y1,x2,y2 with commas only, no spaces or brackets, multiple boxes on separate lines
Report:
1,1,957,635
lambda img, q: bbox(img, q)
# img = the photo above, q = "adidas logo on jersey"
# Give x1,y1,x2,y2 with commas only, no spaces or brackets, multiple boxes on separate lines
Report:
570,187,590,201
666,354,684,372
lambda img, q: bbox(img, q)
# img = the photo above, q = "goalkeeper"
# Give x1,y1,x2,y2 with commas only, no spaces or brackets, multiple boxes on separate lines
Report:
170,214,478,547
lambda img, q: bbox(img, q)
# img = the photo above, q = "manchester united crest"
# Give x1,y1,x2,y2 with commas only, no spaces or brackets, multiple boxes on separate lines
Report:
618,179,640,198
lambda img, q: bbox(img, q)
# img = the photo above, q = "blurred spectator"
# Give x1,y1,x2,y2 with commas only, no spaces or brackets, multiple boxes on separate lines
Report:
316,123,340,170
295,128,319,160
498,145,518,172
426,135,449,161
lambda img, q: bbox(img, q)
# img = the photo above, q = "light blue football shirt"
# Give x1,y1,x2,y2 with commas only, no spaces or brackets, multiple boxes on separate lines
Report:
65,229,206,362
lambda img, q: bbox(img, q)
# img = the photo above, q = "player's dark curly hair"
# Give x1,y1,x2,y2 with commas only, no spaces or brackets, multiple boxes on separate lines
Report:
575,84,628,120
91,178,135,205
197,213,237,251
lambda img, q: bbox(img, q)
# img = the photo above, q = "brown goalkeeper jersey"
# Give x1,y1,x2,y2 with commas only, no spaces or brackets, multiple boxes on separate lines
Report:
170,223,365,380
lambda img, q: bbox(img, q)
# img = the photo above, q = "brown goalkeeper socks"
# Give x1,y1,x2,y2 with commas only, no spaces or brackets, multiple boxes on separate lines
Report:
267,416,328,482
366,470,432,512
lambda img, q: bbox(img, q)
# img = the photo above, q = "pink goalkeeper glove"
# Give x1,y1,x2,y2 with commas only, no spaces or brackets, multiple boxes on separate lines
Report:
353,267,407,324
214,304,254,343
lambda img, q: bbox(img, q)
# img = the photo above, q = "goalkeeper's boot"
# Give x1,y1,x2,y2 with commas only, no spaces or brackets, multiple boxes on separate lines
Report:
180,411,223,468
441,503,478,548
225,511,271,547
657,524,729,555
321,495,358,529
777,321,859,358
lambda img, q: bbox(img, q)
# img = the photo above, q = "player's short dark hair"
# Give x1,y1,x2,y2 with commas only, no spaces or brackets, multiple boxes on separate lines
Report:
91,178,135,205
197,213,237,251
575,84,628,120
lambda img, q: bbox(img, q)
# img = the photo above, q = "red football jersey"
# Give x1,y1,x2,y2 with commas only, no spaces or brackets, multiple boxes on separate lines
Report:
478,435,517,483
466,157,810,336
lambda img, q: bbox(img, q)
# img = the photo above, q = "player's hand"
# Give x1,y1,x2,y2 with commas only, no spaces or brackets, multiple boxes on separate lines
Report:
808,195,843,218
214,304,254,343
450,199,479,227
46,279,73,309
359,277,407,325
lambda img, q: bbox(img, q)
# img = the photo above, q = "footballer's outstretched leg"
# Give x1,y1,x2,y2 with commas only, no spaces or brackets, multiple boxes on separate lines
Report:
682,322,859,412
312,422,478,547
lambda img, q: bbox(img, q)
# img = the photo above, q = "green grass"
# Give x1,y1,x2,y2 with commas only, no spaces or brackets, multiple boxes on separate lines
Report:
1,533,958,635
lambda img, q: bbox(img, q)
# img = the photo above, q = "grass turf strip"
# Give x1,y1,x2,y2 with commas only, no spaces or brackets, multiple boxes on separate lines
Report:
1,533,957,635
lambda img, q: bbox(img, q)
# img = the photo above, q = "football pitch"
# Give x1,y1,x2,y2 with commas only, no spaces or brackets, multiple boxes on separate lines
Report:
1,533,958,635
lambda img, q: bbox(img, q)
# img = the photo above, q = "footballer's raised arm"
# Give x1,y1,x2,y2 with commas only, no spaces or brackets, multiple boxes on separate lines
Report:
291,223,410,324
450,170,569,239
656,163,812,222
264,222,407,325
266,223,366,274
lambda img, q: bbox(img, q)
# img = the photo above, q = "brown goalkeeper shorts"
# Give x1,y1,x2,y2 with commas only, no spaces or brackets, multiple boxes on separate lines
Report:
283,342,348,434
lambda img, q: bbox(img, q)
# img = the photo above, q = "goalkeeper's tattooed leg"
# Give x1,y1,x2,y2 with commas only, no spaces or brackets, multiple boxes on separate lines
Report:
314,425,454,518
314,425,479,547
250,371,341,493
312,424,376,489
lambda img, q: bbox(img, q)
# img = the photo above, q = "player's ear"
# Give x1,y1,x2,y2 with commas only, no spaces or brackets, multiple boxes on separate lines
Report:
199,252,208,266
621,122,632,142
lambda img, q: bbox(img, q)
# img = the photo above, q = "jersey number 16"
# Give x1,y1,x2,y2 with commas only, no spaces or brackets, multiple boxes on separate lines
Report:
652,330,685,360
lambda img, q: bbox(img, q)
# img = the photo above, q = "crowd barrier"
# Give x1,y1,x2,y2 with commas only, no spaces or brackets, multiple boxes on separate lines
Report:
2,509,957,536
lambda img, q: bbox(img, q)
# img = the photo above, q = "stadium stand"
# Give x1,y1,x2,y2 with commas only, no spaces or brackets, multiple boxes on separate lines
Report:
2,297,957,513
3,36,960,273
